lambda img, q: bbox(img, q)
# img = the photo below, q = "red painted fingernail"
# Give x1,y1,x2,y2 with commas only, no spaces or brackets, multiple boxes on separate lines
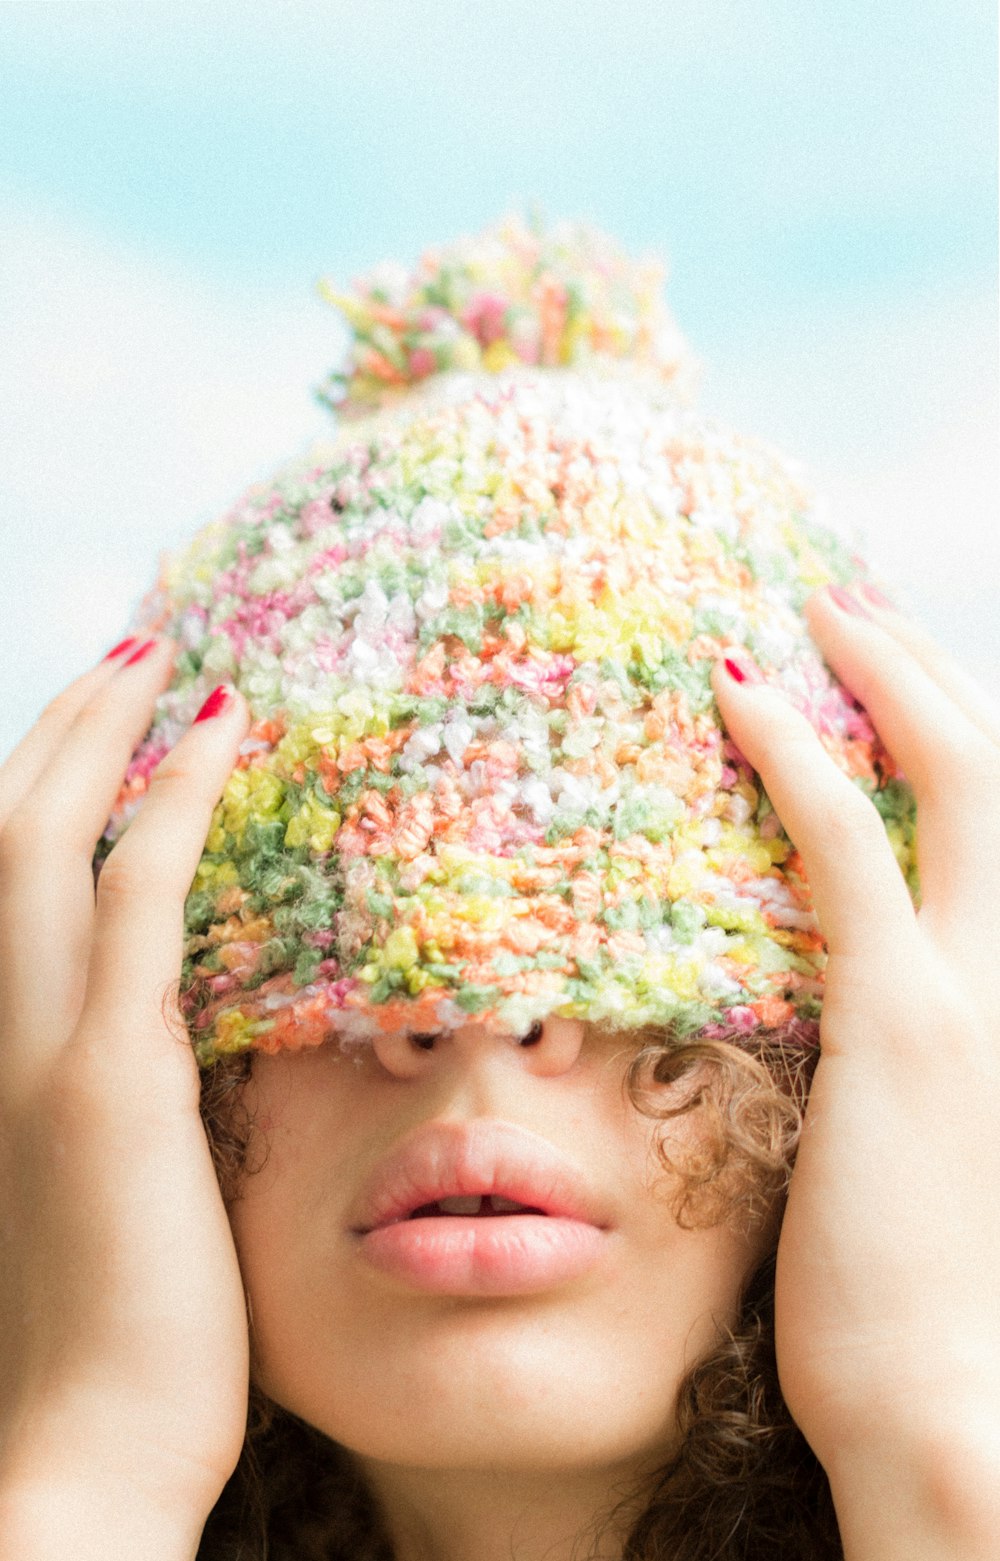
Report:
857,581,895,610
103,636,139,661
194,685,231,723
827,584,871,619
122,638,158,666
723,655,762,685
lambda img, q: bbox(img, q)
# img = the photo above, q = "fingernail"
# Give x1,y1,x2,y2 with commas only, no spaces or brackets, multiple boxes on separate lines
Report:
856,581,895,610
103,636,139,661
722,654,762,685
122,638,158,666
827,585,872,619
194,685,232,723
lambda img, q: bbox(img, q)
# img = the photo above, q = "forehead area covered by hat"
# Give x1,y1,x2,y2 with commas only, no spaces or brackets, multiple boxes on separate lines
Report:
99,364,915,1065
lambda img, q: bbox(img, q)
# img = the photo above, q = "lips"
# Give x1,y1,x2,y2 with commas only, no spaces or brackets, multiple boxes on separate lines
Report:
349,1119,614,1296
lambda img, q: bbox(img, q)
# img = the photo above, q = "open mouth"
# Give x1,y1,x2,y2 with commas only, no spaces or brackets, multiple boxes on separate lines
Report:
406,1195,548,1220
350,1122,612,1294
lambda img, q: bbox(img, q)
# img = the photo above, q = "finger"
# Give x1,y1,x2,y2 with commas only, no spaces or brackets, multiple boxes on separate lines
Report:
80,685,250,1090
803,588,1000,924
853,582,1000,748
710,653,918,965
3,638,177,858
0,637,143,827
0,641,177,1095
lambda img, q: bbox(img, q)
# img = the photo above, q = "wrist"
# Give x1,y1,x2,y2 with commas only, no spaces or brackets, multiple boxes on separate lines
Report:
0,1476,208,1561
824,1411,1000,1561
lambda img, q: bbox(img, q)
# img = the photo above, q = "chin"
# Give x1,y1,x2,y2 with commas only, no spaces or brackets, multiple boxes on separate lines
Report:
253,1311,682,1473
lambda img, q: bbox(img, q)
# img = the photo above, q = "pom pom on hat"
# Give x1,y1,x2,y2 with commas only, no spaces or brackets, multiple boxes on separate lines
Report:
316,210,698,418
100,215,916,1066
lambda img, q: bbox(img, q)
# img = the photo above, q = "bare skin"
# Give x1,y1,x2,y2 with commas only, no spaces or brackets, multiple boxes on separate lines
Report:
0,585,998,1560
229,1020,771,1561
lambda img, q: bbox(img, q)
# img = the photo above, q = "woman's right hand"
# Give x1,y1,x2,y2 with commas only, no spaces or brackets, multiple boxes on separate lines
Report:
0,640,253,1547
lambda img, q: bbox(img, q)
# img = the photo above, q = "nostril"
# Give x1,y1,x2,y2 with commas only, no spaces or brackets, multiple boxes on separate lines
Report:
409,1031,438,1051
518,1021,544,1047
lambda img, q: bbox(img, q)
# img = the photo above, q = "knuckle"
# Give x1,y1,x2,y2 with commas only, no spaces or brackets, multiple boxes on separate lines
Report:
46,1051,108,1127
819,783,886,852
96,830,187,911
0,819,28,874
755,717,819,781
777,720,821,764
764,696,824,750
94,850,144,907
0,812,66,877
66,693,111,740
39,683,89,728
147,754,196,793
921,742,993,818
942,728,998,788
843,780,886,829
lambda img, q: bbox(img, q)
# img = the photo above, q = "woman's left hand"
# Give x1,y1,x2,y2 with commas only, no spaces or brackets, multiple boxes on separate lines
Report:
711,584,1000,1558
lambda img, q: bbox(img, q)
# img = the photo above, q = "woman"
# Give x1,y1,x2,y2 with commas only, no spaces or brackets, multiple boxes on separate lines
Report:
0,218,997,1559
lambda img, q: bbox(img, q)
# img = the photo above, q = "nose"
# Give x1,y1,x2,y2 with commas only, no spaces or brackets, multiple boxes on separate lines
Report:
369,1016,586,1080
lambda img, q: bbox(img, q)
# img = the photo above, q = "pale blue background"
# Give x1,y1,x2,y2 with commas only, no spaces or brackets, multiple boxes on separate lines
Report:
1,1,997,758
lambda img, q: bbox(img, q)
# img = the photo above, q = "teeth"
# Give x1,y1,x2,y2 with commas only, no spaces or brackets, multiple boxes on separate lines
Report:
436,1195,484,1214
406,1194,541,1218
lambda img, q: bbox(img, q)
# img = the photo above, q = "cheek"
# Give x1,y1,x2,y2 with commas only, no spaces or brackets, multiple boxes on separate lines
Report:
226,1059,368,1382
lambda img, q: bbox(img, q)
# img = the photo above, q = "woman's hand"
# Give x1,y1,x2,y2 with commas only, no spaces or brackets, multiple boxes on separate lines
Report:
0,641,252,1548
711,586,1000,1559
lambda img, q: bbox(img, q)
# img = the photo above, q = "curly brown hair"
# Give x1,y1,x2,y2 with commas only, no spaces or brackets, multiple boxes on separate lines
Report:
196,1031,843,1560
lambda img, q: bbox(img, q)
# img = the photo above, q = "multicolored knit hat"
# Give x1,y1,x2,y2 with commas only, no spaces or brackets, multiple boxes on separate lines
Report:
100,214,917,1066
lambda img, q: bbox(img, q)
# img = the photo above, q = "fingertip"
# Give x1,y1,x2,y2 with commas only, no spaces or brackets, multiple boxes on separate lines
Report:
118,634,178,670
713,651,764,690
193,684,235,725
805,583,882,627
227,683,251,724
101,634,142,663
142,684,251,809
854,580,898,613
188,684,252,744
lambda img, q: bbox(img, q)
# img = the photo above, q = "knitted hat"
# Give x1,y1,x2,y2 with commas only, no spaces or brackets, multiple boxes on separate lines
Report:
100,214,917,1066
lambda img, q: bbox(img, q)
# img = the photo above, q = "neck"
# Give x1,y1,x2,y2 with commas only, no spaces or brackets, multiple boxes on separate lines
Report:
355,1456,655,1561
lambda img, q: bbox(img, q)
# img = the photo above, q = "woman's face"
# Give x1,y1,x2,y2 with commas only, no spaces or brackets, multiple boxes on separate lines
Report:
228,1019,771,1476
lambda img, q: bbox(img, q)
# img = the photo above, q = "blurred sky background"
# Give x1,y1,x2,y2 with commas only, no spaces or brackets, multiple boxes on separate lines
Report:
1,0,997,758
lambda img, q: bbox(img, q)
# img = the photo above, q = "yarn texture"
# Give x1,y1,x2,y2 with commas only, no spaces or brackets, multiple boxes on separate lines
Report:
98,216,917,1066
